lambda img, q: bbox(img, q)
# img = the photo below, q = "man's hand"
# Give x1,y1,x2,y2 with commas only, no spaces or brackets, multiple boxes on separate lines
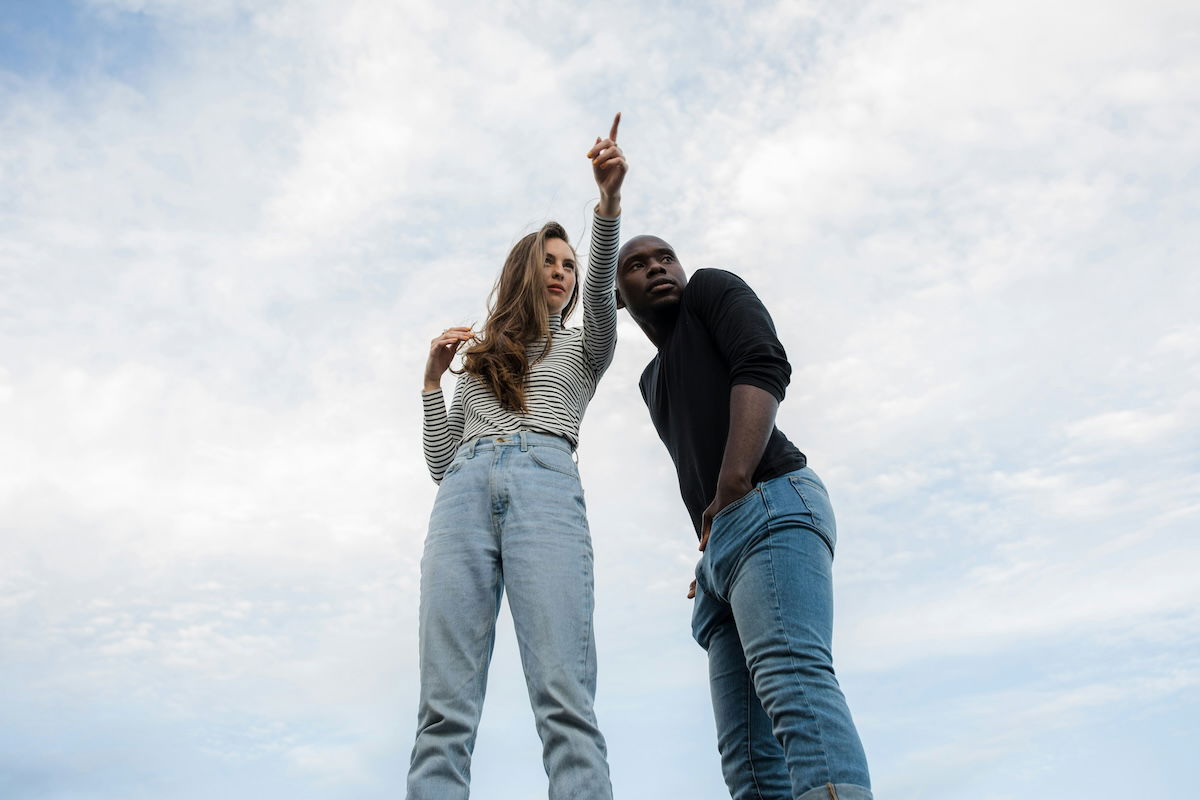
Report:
692,475,756,597
698,476,755,552
587,112,626,217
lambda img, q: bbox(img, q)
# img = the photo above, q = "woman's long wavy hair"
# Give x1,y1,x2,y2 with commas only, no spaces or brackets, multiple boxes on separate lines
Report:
459,221,579,414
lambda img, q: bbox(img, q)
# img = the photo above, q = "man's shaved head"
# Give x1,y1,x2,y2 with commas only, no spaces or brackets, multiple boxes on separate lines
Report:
617,235,674,272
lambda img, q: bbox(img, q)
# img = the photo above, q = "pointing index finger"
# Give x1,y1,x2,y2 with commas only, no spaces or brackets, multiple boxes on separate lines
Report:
609,112,621,143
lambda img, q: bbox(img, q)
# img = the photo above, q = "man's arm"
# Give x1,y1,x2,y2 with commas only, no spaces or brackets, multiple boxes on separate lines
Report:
687,383,778,599
698,384,779,551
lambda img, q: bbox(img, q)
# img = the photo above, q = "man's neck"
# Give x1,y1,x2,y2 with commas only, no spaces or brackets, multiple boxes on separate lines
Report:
636,305,681,350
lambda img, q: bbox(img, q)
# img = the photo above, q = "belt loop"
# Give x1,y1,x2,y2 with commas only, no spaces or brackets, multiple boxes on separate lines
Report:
468,438,479,458
518,431,529,452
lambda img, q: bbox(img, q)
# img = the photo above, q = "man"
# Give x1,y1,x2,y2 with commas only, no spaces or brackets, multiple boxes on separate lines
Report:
615,236,873,800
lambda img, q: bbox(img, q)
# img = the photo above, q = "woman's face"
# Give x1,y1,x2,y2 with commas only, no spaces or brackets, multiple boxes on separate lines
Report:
542,237,577,315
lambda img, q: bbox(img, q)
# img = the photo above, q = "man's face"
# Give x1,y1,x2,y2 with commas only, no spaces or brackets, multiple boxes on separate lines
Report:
616,235,687,318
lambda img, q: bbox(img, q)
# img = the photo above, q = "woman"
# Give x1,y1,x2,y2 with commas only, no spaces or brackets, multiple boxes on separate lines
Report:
408,115,626,800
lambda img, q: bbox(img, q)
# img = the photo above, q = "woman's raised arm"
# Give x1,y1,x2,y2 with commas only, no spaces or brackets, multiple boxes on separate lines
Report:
581,113,626,375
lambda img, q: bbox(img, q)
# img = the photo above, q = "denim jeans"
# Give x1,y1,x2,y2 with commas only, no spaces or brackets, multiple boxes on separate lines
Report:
692,467,872,800
406,431,612,800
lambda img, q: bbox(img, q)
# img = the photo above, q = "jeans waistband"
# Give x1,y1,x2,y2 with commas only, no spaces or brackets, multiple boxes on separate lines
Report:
459,431,574,458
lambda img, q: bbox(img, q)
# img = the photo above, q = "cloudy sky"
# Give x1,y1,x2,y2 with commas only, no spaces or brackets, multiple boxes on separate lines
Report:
2,0,1198,797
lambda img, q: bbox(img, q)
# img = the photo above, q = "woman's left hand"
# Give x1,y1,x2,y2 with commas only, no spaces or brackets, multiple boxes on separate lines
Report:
587,112,626,216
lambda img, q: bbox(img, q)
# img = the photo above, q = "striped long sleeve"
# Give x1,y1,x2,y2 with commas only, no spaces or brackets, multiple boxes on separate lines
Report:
580,213,619,375
421,383,464,481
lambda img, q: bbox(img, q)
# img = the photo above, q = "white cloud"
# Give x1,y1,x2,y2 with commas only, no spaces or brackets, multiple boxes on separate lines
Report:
1065,408,1188,447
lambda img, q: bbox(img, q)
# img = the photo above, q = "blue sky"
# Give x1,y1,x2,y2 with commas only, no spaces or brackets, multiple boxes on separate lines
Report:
1,1,1197,798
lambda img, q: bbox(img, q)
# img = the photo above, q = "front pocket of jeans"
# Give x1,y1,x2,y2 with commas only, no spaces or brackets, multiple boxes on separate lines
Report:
528,446,578,477
441,458,467,479
712,487,758,524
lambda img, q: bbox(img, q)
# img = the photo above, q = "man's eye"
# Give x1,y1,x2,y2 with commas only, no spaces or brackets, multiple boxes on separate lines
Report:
630,262,643,270
661,255,673,262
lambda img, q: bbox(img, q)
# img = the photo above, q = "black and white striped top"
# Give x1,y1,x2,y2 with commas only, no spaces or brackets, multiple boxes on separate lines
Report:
422,212,620,483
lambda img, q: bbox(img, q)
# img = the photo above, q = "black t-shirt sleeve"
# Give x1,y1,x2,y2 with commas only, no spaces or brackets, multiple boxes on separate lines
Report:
687,269,792,401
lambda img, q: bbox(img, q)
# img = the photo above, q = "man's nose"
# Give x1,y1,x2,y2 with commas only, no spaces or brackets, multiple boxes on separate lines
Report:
646,260,666,276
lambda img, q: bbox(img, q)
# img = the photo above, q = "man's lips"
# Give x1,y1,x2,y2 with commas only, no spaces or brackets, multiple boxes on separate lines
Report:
647,278,676,295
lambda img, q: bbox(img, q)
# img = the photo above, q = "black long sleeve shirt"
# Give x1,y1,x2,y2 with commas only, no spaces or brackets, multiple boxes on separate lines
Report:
638,268,807,537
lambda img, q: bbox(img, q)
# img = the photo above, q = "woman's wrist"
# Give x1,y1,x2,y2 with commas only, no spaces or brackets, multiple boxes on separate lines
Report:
423,380,441,393
597,193,621,218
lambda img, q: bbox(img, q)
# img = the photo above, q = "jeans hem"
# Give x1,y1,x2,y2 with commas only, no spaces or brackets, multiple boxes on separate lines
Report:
797,782,873,800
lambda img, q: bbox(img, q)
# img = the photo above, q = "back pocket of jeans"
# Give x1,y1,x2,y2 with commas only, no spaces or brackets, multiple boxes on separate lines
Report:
788,476,837,555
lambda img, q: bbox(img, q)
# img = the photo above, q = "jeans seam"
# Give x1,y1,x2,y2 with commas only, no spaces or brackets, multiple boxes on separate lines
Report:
580,540,594,679
466,621,496,762
765,520,834,787
745,670,766,799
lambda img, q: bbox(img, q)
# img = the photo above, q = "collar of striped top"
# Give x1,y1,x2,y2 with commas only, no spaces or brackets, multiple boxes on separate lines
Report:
548,313,562,331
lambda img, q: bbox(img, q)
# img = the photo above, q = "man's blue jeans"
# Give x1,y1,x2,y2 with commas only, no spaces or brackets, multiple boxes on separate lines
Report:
692,467,872,800
406,432,612,800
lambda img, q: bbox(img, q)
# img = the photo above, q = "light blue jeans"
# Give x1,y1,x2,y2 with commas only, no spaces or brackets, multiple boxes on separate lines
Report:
406,431,612,800
692,467,872,800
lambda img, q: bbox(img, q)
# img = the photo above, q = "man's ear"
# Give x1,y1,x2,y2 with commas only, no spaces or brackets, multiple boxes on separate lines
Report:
614,287,626,310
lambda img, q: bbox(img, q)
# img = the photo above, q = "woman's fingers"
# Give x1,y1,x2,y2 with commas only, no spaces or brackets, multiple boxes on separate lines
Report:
430,327,473,341
429,330,473,355
585,112,621,159
594,150,625,169
590,146,624,176
588,137,620,160
591,142,620,159
425,327,473,386
430,336,468,351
